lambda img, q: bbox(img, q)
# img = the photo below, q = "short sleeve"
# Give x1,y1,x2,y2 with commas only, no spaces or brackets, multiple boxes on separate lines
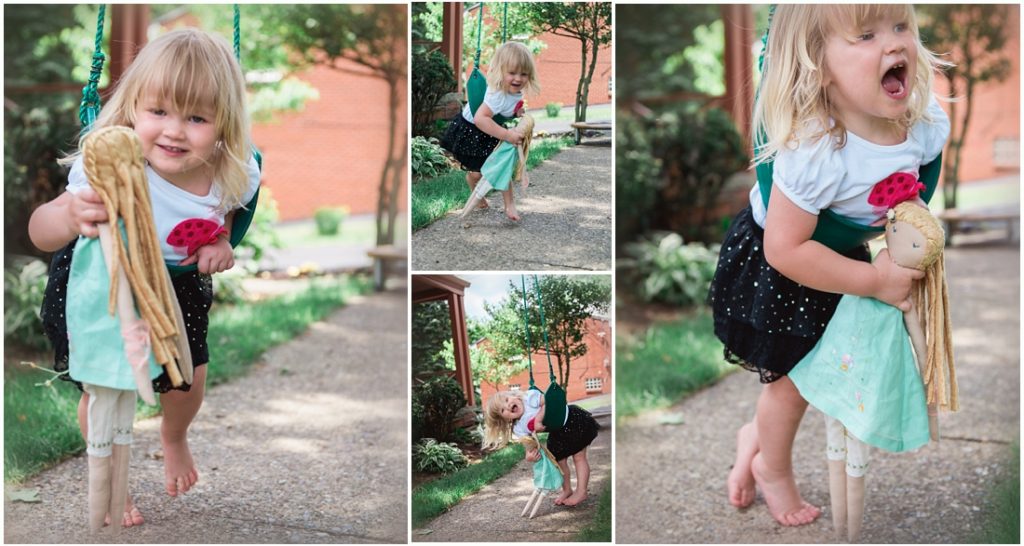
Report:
772,133,846,215
524,389,542,410
914,95,950,163
241,154,261,205
66,156,89,195
482,88,521,118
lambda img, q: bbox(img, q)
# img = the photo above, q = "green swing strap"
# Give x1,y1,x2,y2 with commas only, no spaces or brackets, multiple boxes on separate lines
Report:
532,275,567,431
80,5,262,277
753,5,942,253
520,275,540,393
466,3,514,126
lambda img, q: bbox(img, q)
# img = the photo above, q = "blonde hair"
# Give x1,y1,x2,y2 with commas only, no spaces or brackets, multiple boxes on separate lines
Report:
753,4,948,164
62,28,252,211
513,114,536,182
482,391,515,451
486,42,541,96
889,202,957,412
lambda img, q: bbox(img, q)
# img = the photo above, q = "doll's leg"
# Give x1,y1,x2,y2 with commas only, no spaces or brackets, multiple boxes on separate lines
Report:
563,449,590,506
459,178,494,219
78,393,143,527
845,433,870,542
554,458,573,505
84,385,116,533
501,188,520,221
824,415,848,540
108,389,136,535
160,364,206,496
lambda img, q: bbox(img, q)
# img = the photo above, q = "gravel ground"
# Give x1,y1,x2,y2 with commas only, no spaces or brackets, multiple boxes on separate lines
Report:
616,243,1020,543
413,411,611,542
4,282,409,544
411,143,612,272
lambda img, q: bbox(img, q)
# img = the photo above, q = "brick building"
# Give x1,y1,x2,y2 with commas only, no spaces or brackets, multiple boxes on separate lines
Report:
478,316,611,405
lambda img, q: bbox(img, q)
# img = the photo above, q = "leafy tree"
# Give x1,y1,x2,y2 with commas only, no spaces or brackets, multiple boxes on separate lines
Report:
273,4,408,245
412,300,453,376
918,5,1013,210
521,2,611,123
484,276,610,390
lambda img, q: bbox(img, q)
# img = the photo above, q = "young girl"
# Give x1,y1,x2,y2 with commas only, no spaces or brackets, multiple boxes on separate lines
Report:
483,389,599,506
707,5,948,526
440,41,540,221
30,28,260,527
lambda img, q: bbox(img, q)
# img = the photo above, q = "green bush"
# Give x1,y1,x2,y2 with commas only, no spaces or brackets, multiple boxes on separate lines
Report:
545,102,563,117
411,136,453,181
622,232,720,307
451,424,483,446
413,438,468,474
413,375,466,442
234,186,282,273
615,113,663,245
412,49,457,137
4,258,50,351
313,206,349,236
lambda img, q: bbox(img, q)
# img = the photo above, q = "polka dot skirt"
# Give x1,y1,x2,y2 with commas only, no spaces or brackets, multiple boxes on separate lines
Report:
40,241,212,394
546,405,600,462
439,114,500,172
707,207,869,383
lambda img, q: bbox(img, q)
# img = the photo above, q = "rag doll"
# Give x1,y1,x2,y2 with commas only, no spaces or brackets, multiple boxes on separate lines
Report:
517,433,565,519
459,114,536,218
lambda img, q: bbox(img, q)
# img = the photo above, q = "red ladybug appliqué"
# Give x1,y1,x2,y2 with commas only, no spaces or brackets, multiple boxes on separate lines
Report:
868,172,925,210
167,218,226,257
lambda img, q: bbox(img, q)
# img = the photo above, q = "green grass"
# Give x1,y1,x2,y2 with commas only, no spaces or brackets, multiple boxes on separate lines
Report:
616,311,732,419
973,443,1020,543
412,443,526,528
533,104,612,124
576,480,612,541
3,275,369,483
274,217,407,250
411,136,574,231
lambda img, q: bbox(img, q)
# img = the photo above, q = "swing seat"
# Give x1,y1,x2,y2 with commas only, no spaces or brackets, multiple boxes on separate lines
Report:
533,384,567,431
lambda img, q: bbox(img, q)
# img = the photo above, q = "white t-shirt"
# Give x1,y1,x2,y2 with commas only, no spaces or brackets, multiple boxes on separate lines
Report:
67,155,261,263
461,87,523,123
750,95,949,227
511,388,569,437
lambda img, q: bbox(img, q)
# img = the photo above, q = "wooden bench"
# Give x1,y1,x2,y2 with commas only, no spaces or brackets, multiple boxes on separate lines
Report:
570,121,612,144
937,208,1020,244
366,245,407,291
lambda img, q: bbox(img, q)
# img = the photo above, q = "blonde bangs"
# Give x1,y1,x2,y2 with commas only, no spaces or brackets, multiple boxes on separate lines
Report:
485,42,541,96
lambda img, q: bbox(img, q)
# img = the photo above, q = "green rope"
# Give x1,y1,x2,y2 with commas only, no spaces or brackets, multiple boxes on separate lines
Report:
79,5,106,130
532,275,557,384
758,4,775,73
501,2,508,42
520,275,537,390
473,2,483,68
233,4,241,60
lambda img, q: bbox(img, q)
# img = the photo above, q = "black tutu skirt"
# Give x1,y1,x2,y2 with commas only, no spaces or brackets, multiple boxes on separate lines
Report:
546,405,600,461
708,207,870,383
439,114,500,172
40,240,213,394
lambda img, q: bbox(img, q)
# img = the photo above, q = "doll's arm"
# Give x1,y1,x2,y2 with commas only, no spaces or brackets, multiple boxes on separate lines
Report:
764,185,923,310
474,103,523,144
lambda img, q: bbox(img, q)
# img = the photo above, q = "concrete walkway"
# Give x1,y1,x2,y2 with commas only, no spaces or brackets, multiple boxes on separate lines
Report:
616,244,1019,543
4,282,409,544
412,145,612,272
413,412,611,542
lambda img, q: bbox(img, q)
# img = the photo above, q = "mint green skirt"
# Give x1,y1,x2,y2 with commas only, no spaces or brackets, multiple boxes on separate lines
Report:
789,295,930,452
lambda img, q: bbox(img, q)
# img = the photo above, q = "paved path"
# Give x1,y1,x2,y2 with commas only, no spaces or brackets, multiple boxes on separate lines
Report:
617,244,1019,543
413,413,611,542
411,145,612,272
5,283,409,544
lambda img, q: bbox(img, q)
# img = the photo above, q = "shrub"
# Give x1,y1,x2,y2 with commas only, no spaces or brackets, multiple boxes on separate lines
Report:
622,232,720,307
451,424,483,446
4,258,50,351
545,102,562,117
413,438,467,474
413,375,466,441
411,136,453,181
313,206,349,236
615,114,663,245
412,49,457,137
234,186,282,274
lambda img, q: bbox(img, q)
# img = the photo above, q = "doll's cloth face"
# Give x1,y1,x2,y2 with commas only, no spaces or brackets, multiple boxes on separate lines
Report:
886,219,930,270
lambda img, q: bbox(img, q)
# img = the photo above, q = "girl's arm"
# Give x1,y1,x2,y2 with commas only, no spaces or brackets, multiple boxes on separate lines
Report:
531,402,547,432
28,189,109,252
474,103,523,145
177,210,236,274
763,185,923,310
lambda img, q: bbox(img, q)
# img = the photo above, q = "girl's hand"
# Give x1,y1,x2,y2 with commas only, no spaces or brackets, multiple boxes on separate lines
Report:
179,236,234,274
870,248,925,311
68,188,109,238
525,448,541,462
505,128,525,145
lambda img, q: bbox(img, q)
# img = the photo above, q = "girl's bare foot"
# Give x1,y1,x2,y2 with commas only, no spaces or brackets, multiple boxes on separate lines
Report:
751,453,820,526
554,489,572,505
104,497,144,528
162,436,199,496
478,200,489,209
505,205,521,221
728,421,758,508
562,490,587,506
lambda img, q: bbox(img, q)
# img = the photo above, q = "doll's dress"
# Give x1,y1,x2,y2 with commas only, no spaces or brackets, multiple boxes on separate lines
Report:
789,295,930,452
65,222,162,389
479,141,519,192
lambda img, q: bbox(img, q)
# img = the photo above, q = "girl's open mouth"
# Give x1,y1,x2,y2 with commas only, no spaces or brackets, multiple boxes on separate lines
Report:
881,63,909,99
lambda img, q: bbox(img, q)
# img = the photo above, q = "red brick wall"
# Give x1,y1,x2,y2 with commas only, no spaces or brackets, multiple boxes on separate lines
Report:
251,61,408,221
479,317,611,405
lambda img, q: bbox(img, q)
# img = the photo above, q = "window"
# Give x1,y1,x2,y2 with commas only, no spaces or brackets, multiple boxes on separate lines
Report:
585,377,603,392
508,384,521,391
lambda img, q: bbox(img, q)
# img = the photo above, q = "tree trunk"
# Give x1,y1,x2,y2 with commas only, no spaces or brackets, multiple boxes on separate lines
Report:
376,76,402,246
575,38,588,123
941,72,961,210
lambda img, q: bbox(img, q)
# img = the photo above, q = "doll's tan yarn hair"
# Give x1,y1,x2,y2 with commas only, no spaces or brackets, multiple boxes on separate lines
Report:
513,114,536,182
82,126,185,386
891,202,958,411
